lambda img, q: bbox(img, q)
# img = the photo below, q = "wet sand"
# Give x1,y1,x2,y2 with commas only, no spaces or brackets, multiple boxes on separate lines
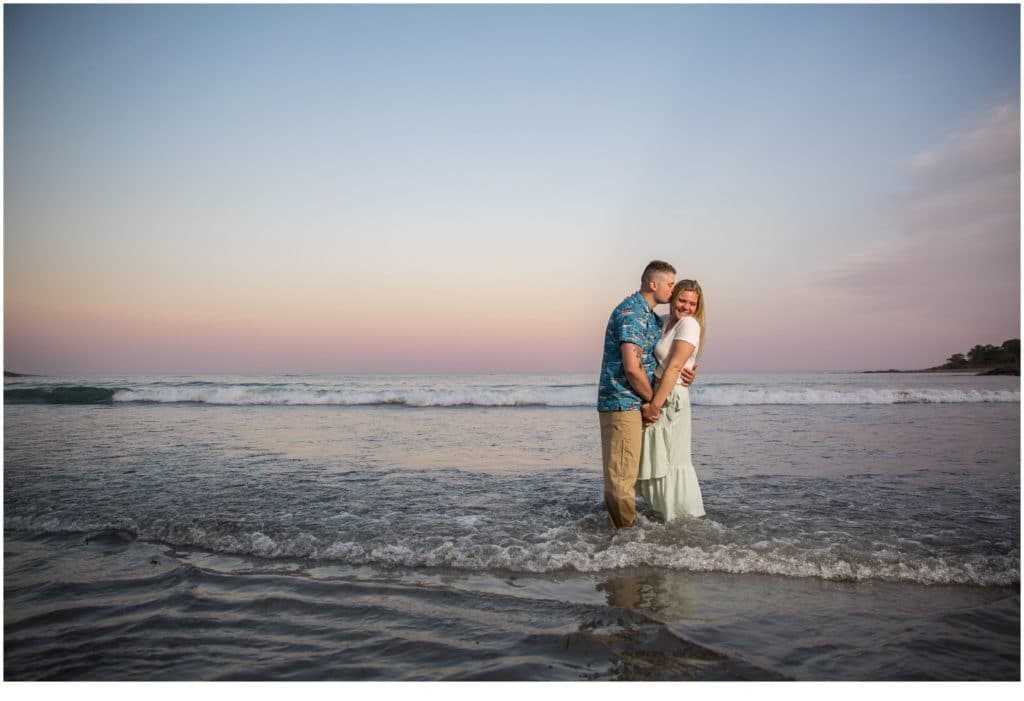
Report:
4,530,1017,680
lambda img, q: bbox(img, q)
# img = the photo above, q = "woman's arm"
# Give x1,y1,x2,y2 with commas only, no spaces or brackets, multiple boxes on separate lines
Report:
650,340,695,410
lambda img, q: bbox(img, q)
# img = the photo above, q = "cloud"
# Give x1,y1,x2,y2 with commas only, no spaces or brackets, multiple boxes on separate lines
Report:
909,100,1019,194
820,98,1020,343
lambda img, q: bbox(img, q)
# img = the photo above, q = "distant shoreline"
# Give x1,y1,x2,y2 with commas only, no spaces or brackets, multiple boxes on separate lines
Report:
5,368,1020,378
863,367,1019,376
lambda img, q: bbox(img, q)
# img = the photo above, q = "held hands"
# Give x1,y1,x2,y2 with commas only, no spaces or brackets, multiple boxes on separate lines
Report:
680,364,698,387
641,402,661,426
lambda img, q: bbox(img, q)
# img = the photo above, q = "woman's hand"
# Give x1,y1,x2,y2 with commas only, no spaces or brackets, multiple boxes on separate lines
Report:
641,402,660,426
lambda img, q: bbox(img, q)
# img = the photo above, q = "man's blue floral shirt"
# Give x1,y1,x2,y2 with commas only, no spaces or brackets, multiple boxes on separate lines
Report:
597,291,661,412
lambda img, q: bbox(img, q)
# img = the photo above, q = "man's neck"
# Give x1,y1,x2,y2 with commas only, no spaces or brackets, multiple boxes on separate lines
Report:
639,290,657,309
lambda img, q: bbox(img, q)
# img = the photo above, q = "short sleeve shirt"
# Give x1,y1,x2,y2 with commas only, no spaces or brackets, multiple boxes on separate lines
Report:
597,292,662,412
653,316,701,383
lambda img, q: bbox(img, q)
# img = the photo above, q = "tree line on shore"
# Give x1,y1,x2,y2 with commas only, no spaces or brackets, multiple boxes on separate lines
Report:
943,339,1019,370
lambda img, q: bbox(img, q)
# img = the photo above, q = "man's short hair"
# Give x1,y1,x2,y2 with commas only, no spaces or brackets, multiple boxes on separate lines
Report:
641,260,676,287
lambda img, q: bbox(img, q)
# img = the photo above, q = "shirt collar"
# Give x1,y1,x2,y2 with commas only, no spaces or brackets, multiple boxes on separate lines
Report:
630,291,658,317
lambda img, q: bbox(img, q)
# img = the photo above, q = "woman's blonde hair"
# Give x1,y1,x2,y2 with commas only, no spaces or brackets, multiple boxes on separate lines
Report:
671,279,706,360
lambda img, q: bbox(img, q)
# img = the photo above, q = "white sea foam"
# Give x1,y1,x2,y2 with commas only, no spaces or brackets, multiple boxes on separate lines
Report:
6,515,1017,587
454,515,485,528
111,386,596,407
108,384,1020,407
179,534,1023,586
692,387,1020,406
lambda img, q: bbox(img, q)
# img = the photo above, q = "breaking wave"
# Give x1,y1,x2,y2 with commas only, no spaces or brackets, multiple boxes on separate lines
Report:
694,387,1020,406
5,383,1020,406
4,386,119,404
5,514,1017,588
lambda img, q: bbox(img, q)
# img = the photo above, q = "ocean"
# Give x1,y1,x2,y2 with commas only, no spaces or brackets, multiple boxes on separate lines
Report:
3,371,1020,680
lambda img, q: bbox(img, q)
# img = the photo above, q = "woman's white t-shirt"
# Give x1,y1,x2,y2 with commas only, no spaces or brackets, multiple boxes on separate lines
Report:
653,315,700,384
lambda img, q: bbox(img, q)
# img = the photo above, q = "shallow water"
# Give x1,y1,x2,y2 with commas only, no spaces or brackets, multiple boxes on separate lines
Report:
4,372,1020,679
4,530,1017,680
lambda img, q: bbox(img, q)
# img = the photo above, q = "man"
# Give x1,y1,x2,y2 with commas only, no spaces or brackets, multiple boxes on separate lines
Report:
597,260,696,528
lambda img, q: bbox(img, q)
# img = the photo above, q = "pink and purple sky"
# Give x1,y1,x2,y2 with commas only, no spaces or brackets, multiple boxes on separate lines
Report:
3,4,1020,375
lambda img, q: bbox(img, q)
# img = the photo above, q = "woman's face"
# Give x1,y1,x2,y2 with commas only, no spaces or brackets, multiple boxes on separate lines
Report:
673,290,699,318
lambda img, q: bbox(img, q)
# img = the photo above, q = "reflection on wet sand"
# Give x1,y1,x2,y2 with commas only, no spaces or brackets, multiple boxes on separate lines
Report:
594,566,1020,680
590,570,785,680
598,568,698,618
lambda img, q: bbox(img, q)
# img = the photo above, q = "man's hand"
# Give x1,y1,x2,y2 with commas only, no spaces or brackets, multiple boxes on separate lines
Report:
680,364,698,387
641,402,660,426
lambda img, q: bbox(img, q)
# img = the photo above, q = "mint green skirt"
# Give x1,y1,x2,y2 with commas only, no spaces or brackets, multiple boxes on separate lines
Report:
637,385,705,521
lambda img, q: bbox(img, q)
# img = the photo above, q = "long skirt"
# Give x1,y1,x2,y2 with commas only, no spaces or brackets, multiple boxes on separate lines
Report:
637,385,705,521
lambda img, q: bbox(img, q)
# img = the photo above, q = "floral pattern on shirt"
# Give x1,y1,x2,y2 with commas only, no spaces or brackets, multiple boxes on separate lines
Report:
597,291,661,412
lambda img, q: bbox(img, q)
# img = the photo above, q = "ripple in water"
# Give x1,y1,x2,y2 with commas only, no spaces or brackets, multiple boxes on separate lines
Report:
5,466,1018,586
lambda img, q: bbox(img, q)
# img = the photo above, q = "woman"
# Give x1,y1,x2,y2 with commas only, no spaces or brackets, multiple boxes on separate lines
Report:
637,280,706,521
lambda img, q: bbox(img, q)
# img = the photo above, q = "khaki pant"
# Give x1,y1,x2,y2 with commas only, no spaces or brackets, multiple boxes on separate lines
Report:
599,409,643,528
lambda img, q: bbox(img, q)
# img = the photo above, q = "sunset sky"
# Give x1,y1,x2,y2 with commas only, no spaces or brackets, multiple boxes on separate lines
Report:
3,3,1020,375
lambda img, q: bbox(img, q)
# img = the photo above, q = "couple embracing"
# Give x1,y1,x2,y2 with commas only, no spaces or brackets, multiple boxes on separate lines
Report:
597,260,706,528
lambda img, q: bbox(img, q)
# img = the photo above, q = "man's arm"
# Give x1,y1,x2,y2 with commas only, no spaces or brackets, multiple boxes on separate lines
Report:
620,342,654,402
680,364,698,387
